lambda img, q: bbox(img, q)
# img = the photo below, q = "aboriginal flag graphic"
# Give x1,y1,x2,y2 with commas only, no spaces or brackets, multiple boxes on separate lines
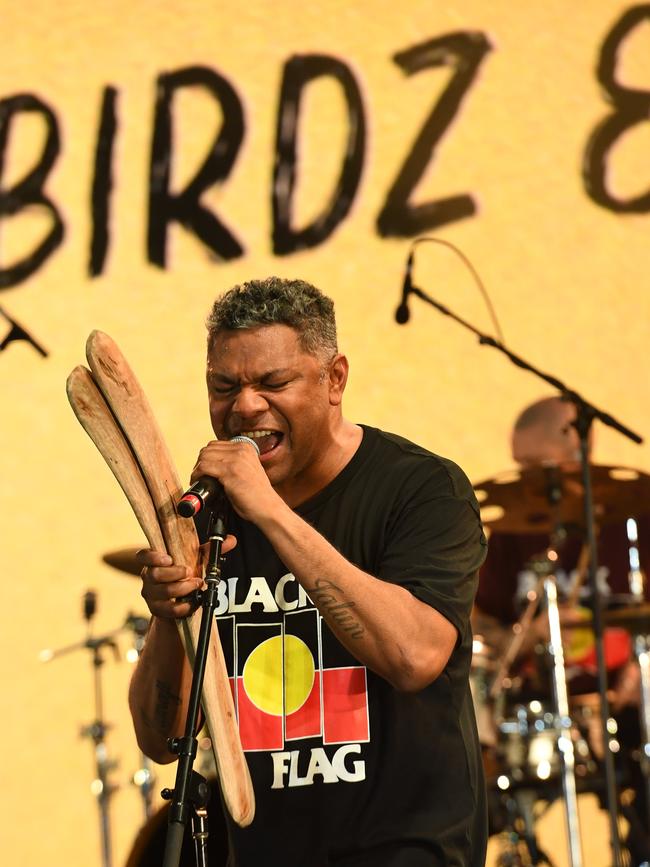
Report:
217,609,370,752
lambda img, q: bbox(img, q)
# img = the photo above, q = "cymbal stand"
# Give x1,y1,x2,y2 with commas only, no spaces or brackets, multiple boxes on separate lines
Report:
125,613,156,821
489,573,546,702
633,634,650,833
82,590,120,867
572,405,626,865
623,518,650,833
497,789,557,866
39,590,120,867
535,552,583,867
485,536,584,863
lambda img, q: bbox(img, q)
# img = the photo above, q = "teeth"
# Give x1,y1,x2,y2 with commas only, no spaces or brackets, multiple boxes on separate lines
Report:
241,430,275,439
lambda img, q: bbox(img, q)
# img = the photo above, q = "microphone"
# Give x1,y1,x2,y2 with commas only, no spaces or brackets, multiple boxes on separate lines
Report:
177,435,261,518
394,251,414,324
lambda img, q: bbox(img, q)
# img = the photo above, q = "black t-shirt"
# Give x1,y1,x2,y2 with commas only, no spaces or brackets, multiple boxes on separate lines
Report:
210,425,488,866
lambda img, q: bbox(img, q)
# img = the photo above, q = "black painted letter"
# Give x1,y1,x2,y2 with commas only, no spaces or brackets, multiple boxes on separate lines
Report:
377,32,491,238
148,66,245,267
273,55,365,255
0,94,64,289
89,86,118,277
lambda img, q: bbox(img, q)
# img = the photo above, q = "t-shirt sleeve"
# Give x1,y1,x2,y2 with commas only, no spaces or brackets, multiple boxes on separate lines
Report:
375,463,487,643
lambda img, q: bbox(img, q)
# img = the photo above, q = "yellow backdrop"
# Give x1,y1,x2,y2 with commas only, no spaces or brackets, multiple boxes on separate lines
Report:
2,2,649,864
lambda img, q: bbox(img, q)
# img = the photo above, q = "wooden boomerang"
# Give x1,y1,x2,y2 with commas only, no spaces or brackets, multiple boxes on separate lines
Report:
66,366,165,552
67,332,254,827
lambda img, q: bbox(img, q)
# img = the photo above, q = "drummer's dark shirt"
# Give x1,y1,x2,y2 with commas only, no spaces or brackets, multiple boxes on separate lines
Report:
476,516,650,625
476,516,650,691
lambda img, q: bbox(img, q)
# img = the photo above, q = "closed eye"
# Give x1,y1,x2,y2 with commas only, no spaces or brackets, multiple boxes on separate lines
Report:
211,384,239,396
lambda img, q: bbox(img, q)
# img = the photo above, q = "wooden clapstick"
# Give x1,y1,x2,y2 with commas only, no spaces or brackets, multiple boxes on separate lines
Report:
66,366,165,552
85,331,199,567
73,331,254,827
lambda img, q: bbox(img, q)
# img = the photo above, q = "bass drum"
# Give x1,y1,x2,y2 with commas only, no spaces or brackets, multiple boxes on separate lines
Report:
126,780,230,867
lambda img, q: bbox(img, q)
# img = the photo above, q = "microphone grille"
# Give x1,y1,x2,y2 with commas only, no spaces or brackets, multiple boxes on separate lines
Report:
230,434,261,455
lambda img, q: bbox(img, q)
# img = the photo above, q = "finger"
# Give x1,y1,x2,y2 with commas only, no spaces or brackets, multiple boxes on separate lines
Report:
147,597,199,620
222,534,238,555
144,564,195,585
136,548,173,568
142,574,202,613
146,579,199,602
190,442,225,482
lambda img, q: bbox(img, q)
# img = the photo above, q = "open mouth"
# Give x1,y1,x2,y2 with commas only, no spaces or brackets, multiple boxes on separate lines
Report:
239,429,284,458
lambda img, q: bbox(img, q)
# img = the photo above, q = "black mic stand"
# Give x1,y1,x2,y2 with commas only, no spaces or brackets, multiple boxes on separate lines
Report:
161,506,228,867
400,277,643,867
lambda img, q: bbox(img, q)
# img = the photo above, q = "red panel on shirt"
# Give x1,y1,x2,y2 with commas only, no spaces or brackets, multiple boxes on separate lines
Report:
236,678,283,751
286,671,321,740
322,667,369,745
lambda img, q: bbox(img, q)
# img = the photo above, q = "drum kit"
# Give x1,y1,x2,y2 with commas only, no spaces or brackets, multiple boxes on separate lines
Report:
471,461,650,866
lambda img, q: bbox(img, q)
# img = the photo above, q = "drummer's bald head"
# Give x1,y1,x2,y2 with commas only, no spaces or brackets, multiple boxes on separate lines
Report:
511,396,586,467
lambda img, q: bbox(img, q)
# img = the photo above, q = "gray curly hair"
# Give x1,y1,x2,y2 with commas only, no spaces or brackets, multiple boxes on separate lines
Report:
206,276,338,359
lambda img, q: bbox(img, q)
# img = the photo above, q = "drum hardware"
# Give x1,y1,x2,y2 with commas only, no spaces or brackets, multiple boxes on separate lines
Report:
476,461,650,866
162,772,212,867
480,542,585,864
471,634,498,749
489,574,546,703
495,699,597,789
125,778,229,867
631,632,650,832
495,789,557,866
102,546,144,576
39,591,155,867
124,612,157,821
102,549,162,820
498,552,582,867
603,603,650,836
131,761,157,822
39,589,120,867
474,463,650,537
477,528,595,862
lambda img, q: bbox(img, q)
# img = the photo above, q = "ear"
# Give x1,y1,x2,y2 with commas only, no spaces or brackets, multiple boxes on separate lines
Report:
327,354,349,406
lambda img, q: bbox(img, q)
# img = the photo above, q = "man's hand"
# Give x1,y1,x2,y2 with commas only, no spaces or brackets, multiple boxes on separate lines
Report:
137,536,237,619
190,439,280,523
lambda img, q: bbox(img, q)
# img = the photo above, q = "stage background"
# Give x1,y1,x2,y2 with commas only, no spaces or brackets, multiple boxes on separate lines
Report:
1,1,649,864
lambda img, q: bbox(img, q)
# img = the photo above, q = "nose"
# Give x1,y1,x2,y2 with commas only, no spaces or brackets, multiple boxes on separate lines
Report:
231,386,269,418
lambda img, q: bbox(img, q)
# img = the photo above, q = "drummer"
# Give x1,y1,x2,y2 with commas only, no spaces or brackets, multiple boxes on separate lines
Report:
471,395,650,861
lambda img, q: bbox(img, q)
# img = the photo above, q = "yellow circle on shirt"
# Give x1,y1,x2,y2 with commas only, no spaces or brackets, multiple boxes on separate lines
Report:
242,634,315,716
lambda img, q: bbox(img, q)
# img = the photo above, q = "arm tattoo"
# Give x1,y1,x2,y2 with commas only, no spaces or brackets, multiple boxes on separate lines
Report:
151,678,181,733
305,578,365,640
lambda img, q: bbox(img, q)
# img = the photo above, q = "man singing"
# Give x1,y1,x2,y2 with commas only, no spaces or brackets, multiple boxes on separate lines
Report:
129,277,487,866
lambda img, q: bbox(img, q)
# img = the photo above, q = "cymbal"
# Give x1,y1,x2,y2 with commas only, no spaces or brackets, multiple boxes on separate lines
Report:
473,463,650,534
102,547,142,576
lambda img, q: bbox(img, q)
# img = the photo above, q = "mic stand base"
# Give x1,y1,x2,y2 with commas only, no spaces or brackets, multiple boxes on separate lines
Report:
162,770,211,867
